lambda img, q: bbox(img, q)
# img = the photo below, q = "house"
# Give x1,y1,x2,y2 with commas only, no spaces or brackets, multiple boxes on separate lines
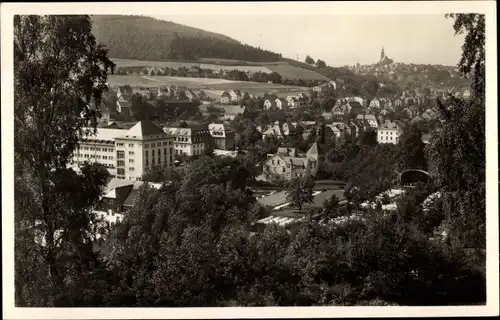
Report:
312,82,331,94
263,99,274,110
218,105,248,121
356,114,379,128
394,98,403,107
261,142,323,182
229,90,242,103
164,126,209,157
275,98,288,110
184,88,197,101
208,123,235,150
377,120,404,144
261,123,284,140
287,97,304,109
345,101,364,116
220,91,231,104
369,98,381,109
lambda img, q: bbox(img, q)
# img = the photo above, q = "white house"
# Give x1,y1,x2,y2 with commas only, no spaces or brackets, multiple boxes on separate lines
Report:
377,120,404,144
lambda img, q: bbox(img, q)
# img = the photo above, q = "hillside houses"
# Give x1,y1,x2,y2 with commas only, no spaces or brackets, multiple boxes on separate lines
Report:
260,142,323,182
331,100,364,116
355,114,379,128
218,104,248,121
263,97,288,111
220,90,242,104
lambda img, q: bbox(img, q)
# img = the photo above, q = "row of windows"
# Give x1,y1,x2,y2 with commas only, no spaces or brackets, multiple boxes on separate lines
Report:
380,136,398,141
117,141,173,148
81,146,114,152
144,142,172,148
77,154,114,160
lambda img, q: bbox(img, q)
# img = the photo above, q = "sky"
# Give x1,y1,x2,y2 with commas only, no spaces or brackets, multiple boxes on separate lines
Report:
151,14,465,67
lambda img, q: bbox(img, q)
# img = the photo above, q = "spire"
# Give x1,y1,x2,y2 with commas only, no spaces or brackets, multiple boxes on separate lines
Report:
381,47,385,60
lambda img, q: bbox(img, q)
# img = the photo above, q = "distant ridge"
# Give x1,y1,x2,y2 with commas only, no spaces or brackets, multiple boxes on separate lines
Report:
91,15,282,62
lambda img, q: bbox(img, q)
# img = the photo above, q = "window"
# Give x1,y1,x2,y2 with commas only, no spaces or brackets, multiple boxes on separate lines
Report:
129,144,134,148
117,168,125,175
129,167,135,171
129,151,135,155
163,142,168,146
117,160,125,167
109,156,113,160
164,148,167,161
272,160,275,165
117,151,125,159
129,159,134,163
152,149,155,158
117,143,124,147
145,151,148,158
103,156,108,160
282,167,286,173
90,155,95,158
145,144,149,148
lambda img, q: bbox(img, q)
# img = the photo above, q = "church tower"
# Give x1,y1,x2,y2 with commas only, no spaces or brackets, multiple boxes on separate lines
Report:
380,47,385,60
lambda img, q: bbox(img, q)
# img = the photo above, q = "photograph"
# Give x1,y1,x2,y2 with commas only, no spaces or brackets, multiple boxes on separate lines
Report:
2,1,498,318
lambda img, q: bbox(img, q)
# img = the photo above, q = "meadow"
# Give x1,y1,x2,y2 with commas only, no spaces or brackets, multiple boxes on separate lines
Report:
107,75,310,97
111,58,329,81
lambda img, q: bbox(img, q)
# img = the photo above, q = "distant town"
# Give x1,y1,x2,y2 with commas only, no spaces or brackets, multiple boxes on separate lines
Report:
12,13,487,309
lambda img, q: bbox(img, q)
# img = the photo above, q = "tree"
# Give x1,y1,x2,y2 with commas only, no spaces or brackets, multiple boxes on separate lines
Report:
315,59,327,68
305,55,315,65
14,15,114,306
425,14,485,249
286,176,315,213
242,122,262,147
142,166,181,183
397,124,427,171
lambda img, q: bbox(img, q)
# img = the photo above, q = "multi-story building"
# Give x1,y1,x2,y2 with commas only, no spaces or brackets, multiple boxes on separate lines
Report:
70,120,174,181
377,120,404,144
164,126,210,156
114,121,174,181
208,123,235,150
260,142,323,182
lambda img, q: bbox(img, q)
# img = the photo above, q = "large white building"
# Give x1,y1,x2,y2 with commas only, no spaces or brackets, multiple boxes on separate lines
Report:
377,120,404,144
71,120,174,181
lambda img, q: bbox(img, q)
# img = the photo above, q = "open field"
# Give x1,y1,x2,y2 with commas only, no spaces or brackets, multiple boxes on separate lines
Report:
112,58,329,80
112,58,273,73
266,63,330,81
107,75,310,96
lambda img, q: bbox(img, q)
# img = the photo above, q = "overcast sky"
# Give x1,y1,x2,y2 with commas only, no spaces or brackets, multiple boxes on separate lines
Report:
151,14,465,67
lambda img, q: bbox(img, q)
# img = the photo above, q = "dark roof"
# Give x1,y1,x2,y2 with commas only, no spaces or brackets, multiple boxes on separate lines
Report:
123,189,140,208
124,120,166,138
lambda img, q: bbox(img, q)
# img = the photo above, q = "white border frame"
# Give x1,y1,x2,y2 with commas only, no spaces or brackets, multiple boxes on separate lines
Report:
2,1,498,318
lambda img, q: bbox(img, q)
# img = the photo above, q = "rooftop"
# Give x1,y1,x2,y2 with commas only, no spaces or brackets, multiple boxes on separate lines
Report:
118,120,169,140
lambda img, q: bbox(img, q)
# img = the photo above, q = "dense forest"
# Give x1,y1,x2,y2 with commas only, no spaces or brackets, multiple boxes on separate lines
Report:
91,15,282,62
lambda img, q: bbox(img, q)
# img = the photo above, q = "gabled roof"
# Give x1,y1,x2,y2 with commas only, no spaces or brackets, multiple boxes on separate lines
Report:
119,120,168,140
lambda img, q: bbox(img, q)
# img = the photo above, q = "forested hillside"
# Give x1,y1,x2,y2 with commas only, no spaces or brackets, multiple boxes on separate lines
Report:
91,15,282,62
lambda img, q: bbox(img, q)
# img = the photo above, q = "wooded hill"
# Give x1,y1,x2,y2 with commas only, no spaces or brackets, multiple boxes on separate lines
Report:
91,15,282,62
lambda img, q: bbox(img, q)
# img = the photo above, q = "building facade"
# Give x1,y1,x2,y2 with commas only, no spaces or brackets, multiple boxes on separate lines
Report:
208,123,236,150
71,120,174,181
164,126,210,156
261,142,322,182
377,120,404,144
